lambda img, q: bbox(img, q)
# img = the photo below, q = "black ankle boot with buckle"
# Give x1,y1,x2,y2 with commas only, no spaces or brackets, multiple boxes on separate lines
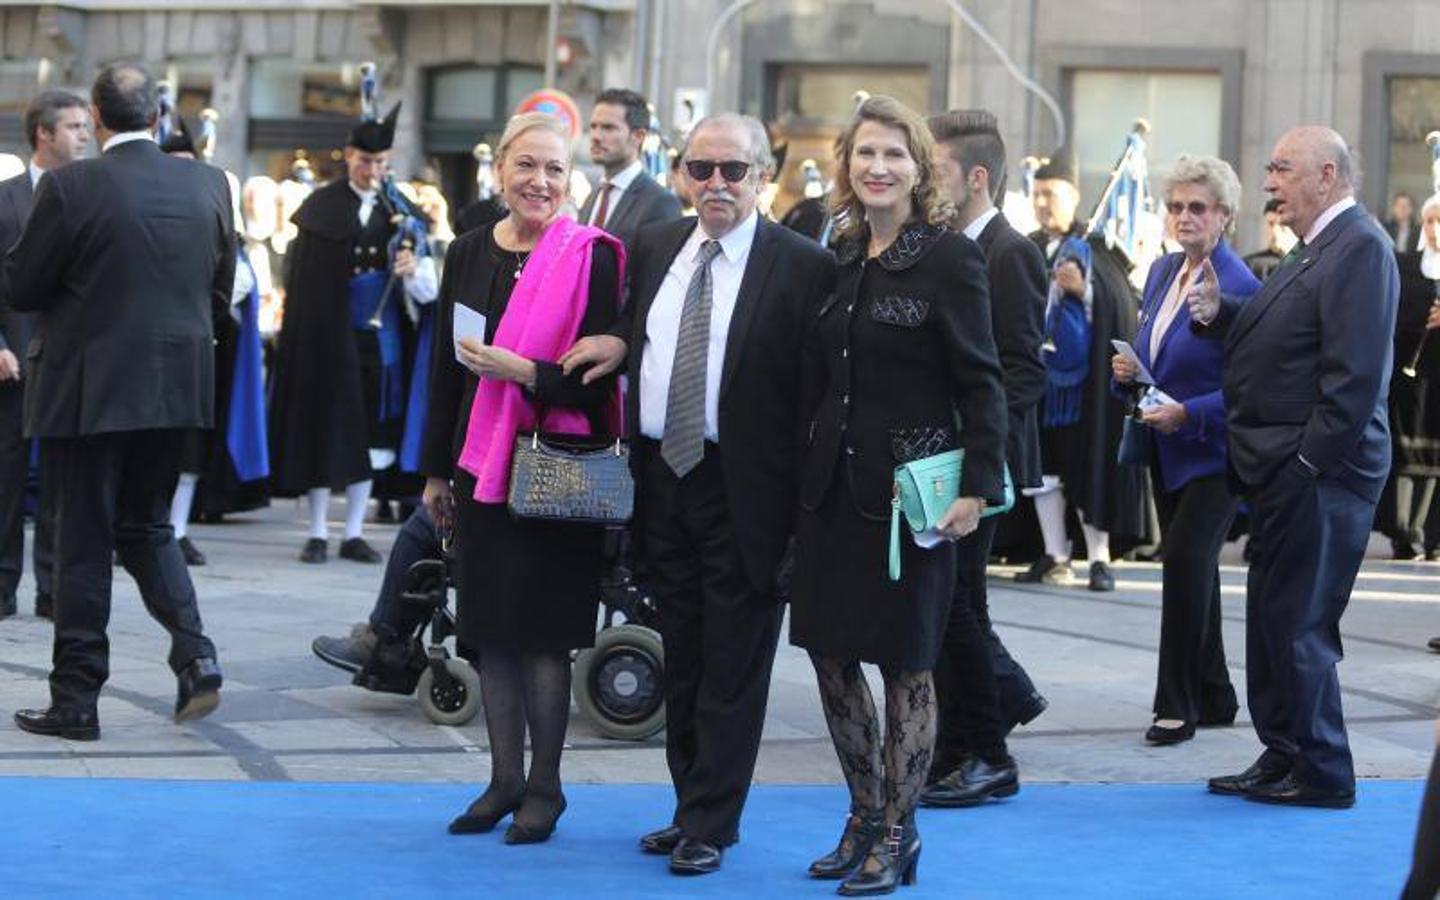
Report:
809,808,885,879
837,815,921,896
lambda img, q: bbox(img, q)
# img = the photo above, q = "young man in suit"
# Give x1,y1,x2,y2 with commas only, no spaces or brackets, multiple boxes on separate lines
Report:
921,109,1049,808
579,89,683,251
561,114,835,875
0,90,88,622
3,64,236,740
1189,126,1399,809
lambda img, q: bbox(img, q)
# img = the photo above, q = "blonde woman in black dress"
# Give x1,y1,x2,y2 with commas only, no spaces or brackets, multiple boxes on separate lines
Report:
791,96,1008,895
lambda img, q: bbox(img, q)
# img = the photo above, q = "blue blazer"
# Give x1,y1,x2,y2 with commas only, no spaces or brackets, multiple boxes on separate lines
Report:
1128,238,1260,492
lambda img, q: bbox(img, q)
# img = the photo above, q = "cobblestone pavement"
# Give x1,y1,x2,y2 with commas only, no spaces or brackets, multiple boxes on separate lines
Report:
0,500,1435,787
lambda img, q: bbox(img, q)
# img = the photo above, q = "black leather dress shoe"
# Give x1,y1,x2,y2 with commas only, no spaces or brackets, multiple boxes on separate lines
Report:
14,707,100,741
1244,773,1355,809
1088,561,1115,592
339,537,382,563
0,591,15,619
299,538,327,564
1428,636,1440,653
1207,759,1289,796
670,837,723,875
920,756,1020,807
1144,721,1196,745
175,657,223,723
35,592,52,619
640,824,684,855
178,537,207,566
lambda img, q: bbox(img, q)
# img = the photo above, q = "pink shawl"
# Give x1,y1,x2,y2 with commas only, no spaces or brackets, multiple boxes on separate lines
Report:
457,216,626,502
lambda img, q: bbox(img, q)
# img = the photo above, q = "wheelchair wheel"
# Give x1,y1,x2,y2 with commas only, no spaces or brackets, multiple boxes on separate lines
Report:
417,658,482,726
574,624,665,741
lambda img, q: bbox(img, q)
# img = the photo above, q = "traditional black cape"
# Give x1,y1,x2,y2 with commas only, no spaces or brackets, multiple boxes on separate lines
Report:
268,179,378,495
1391,251,1440,476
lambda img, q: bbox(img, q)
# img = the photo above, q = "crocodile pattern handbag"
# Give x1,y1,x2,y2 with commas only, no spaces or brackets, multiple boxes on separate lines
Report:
506,432,634,525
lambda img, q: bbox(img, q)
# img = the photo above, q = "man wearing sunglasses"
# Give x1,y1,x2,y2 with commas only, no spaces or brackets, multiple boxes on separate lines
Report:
560,113,835,876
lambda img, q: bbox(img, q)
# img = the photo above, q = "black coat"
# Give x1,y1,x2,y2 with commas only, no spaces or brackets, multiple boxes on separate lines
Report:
1388,250,1438,475
0,173,34,358
1200,204,1399,501
976,212,1046,489
2,140,234,438
616,216,836,592
802,222,1008,517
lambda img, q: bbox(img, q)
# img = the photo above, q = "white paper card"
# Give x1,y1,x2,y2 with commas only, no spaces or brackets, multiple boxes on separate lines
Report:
1110,339,1155,385
453,304,487,360
1138,384,1178,412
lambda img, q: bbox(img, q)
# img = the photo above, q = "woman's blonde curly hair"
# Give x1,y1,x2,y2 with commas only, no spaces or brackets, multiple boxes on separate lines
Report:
829,95,954,238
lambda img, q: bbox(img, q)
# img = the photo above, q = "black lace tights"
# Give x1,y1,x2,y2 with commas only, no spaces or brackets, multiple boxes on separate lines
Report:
465,646,572,831
811,654,935,827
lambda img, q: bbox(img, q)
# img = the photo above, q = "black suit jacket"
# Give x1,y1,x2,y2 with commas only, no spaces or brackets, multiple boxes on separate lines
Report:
617,215,836,591
0,172,33,357
580,170,683,252
2,139,235,438
975,211,1047,489
1201,203,1398,501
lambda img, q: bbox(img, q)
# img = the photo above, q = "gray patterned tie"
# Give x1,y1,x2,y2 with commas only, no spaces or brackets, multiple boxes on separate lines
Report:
661,239,723,477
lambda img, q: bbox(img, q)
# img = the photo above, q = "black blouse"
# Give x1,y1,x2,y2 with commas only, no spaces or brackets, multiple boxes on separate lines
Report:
419,222,621,480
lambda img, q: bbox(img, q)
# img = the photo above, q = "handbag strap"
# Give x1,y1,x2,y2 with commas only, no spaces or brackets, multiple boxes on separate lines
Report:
888,493,903,582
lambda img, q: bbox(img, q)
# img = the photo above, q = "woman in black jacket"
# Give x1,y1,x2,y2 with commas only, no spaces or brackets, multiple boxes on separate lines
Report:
790,96,1008,895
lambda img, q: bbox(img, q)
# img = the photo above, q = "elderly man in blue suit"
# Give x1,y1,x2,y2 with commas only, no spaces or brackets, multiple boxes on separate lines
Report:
1189,126,1398,808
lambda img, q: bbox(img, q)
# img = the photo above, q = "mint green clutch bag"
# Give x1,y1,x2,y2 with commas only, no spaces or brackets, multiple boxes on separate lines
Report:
888,450,1015,581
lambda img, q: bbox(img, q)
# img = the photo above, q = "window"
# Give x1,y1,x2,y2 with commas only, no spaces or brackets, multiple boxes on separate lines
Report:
1071,70,1223,208
769,64,928,123
249,59,360,120
1385,76,1440,209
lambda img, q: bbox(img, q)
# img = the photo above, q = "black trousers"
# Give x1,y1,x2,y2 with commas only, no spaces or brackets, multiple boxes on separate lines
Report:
42,429,216,712
1402,744,1440,900
0,382,51,598
933,516,1014,768
640,442,781,846
367,506,440,638
1244,463,1372,792
1151,473,1238,724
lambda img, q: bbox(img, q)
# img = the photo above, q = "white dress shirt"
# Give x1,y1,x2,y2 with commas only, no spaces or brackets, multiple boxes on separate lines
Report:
961,205,1000,242
102,130,155,153
1303,196,1357,246
27,161,45,190
639,210,759,442
589,159,644,226
1149,257,1196,361
349,180,438,304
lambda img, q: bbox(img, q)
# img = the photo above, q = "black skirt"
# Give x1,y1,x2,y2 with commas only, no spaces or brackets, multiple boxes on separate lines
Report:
452,470,604,654
790,464,957,670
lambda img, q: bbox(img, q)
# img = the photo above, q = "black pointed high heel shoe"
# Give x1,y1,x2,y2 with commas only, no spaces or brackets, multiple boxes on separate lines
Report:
504,793,567,845
447,789,524,835
837,819,921,896
809,808,885,879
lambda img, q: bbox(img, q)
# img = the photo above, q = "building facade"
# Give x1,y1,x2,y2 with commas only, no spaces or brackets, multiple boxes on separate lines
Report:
1,0,1438,244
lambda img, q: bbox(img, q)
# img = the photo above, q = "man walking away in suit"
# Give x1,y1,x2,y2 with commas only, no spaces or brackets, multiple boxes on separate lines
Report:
561,113,835,875
1190,126,1398,808
580,89,682,251
0,90,88,622
3,63,235,741
921,109,1049,808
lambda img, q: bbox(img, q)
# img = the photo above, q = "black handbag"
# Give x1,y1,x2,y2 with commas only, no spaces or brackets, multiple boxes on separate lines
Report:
1116,412,1154,467
506,430,634,525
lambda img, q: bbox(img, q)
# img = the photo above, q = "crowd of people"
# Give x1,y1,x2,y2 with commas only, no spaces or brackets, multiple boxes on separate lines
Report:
0,61,1437,897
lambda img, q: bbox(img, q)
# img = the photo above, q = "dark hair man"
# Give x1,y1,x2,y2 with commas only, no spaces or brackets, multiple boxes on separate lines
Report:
3,63,235,739
0,89,88,622
579,88,682,249
922,109,1049,808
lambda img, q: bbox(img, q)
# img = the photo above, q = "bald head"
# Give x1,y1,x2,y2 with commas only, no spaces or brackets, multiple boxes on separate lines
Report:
91,63,158,135
1264,125,1357,238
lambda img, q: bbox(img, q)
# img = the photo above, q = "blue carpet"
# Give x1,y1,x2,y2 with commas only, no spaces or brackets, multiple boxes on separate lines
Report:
0,778,1422,898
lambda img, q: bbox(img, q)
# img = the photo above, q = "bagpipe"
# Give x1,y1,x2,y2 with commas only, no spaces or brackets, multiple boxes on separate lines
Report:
365,172,432,331
1401,130,1440,379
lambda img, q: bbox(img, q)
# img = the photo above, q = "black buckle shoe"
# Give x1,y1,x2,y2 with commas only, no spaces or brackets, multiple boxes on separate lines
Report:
809,809,884,879
178,536,207,566
175,657,223,723
838,820,921,895
14,706,100,741
339,537,382,563
299,538,327,564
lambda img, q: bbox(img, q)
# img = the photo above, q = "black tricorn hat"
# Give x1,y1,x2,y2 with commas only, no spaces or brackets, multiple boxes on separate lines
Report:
1033,146,1077,185
348,102,401,153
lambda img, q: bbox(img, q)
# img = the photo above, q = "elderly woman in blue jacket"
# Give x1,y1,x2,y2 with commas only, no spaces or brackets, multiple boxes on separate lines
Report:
1113,155,1262,745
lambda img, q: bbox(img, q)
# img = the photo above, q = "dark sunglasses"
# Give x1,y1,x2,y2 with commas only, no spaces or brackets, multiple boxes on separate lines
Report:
1165,200,1213,216
685,159,752,183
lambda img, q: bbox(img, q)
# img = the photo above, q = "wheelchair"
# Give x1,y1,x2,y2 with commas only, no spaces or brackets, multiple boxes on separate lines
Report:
352,548,666,741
